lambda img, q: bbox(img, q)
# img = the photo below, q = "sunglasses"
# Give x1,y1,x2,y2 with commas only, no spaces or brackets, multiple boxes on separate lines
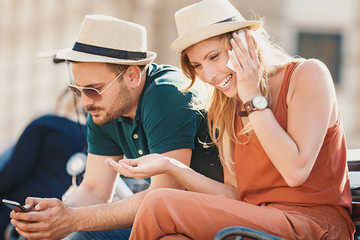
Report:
68,69,126,101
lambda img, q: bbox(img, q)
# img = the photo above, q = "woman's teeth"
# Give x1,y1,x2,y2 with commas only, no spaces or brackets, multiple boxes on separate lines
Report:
216,74,232,89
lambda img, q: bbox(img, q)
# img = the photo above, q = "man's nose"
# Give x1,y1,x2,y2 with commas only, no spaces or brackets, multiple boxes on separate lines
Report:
81,94,95,108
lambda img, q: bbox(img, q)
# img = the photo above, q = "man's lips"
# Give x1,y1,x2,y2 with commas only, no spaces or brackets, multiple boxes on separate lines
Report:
86,107,102,115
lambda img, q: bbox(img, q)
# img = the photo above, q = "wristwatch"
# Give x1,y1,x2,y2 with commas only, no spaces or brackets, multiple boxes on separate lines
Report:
244,95,269,115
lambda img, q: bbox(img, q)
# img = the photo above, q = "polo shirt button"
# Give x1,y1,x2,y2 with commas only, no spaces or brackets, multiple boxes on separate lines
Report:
133,134,139,139
138,150,143,155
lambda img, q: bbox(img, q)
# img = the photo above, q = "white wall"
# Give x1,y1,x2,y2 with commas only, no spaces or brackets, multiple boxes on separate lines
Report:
0,0,359,151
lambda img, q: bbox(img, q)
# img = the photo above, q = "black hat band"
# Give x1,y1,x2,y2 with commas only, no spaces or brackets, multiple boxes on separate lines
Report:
72,42,147,60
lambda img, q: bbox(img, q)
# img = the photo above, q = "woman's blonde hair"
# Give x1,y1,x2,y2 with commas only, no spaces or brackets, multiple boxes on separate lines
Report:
180,22,298,172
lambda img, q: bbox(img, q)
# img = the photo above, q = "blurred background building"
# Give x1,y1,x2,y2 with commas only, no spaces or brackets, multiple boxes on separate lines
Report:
0,0,359,151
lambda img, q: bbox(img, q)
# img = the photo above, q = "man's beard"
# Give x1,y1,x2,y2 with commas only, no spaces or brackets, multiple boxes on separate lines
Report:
88,85,133,125
92,110,121,125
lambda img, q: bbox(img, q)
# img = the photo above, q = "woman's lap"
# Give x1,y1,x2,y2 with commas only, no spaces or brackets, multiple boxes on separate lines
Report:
131,188,350,240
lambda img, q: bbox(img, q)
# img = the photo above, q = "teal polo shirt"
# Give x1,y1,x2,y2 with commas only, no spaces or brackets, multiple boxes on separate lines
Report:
87,63,223,183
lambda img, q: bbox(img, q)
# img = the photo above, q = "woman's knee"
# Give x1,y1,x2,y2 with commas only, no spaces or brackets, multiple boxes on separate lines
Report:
141,188,183,213
144,188,178,203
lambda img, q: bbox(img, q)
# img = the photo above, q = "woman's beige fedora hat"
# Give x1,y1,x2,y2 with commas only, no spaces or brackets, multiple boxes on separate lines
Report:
171,0,262,53
56,15,156,65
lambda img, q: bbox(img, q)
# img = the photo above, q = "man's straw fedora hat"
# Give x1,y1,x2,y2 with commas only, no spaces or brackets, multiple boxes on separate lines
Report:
56,15,156,65
171,0,262,53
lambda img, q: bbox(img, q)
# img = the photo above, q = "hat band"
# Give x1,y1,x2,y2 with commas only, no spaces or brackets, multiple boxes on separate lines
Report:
72,42,147,60
215,15,241,24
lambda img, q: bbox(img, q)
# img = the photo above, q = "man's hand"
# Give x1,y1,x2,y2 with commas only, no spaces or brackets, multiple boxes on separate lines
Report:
10,197,76,240
22,197,42,211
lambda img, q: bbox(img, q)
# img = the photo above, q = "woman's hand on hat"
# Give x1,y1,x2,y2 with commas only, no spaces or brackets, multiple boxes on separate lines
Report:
228,30,262,103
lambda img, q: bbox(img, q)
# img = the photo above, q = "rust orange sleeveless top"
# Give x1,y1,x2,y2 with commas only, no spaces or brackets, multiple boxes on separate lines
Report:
234,62,354,232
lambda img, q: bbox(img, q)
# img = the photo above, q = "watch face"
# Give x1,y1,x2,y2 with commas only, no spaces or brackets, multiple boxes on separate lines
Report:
253,96,268,110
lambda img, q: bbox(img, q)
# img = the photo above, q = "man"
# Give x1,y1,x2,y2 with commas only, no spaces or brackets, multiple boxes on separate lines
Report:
10,15,222,239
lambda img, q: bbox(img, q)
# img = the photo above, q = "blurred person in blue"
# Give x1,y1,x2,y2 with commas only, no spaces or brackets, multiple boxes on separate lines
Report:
10,14,223,240
0,89,87,239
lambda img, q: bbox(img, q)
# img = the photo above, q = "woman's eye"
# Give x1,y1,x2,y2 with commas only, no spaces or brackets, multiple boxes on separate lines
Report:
210,53,219,60
193,64,201,69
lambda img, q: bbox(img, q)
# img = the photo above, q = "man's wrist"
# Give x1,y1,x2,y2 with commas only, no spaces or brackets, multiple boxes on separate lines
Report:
68,207,84,232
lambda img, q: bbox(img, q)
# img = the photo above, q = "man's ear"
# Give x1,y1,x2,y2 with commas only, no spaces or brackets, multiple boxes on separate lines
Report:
124,65,142,88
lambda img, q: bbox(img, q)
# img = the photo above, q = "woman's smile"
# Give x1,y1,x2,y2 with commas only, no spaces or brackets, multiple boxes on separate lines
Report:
215,74,233,90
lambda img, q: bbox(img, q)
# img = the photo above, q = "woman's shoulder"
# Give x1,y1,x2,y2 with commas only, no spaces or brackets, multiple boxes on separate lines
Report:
289,58,334,89
293,58,331,80
284,58,335,104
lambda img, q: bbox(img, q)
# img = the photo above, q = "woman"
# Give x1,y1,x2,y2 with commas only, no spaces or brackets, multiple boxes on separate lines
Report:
105,0,354,239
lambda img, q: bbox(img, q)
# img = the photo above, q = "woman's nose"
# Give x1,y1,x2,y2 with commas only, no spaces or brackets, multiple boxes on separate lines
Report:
204,68,217,84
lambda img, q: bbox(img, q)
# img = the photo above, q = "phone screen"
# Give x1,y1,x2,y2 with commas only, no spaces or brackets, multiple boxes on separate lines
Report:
2,199,28,212
226,30,248,71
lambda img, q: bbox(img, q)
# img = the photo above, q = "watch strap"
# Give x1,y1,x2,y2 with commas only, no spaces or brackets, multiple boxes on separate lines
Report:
243,96,268,115
244,100,256,114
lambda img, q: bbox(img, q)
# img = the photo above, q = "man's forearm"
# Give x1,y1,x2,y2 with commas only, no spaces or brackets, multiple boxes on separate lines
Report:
70,190,147,231
64,185,110,207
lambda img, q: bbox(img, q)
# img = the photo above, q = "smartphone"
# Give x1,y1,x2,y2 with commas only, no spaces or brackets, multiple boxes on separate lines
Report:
2,199,28,212
226,30,248,72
